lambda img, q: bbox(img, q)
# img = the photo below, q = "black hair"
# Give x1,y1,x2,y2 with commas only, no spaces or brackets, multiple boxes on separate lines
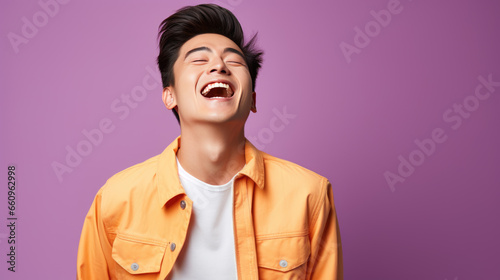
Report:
156,4,264,123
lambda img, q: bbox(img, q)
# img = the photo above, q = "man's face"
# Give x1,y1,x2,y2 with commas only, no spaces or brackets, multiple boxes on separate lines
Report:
163,33,256,126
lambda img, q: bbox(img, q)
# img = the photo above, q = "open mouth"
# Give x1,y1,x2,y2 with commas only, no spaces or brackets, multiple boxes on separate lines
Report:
200,82,234,99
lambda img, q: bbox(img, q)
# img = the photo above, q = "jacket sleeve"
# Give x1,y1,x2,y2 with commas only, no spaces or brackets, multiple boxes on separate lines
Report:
307,179,343,280
76,187,113,279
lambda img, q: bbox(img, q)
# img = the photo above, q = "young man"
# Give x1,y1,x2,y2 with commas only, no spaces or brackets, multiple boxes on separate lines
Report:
77,4,342,280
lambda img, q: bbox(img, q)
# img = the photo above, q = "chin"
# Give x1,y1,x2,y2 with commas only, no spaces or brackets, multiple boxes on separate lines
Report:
197,111,249,124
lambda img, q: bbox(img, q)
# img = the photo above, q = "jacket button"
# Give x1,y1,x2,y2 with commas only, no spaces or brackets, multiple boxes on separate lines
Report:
279,259,288,268
170,242,176,251
180,200,186,210
131,263,139,271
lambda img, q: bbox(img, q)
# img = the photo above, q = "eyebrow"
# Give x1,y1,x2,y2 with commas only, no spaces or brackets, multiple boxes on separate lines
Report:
184,46,245,61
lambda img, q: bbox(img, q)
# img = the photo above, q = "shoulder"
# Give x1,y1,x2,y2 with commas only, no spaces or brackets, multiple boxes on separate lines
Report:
98,153,161,204
262,151,327,182
106,154,159,186
256,151,334,226
260,151,330,195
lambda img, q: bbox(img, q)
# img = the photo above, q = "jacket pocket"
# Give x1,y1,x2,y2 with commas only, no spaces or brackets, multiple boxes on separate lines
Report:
111,234,166,278
255,234,310,279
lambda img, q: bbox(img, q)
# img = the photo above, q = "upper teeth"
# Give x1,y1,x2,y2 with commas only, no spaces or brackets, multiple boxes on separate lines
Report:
202,82,230,95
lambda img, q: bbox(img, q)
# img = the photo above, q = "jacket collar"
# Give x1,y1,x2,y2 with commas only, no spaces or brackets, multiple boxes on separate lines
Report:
156,135,265,208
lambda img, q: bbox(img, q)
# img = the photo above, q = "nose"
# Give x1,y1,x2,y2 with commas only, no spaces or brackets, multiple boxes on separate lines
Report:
208,58,230,75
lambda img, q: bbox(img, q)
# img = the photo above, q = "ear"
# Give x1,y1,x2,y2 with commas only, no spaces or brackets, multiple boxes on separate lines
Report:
251,91,257,113
162,87,177,110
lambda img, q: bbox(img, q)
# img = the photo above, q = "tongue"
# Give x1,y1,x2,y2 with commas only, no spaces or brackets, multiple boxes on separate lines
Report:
205,87,229,98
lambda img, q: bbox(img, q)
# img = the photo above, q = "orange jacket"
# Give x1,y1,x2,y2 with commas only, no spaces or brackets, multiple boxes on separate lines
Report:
77,136,343,279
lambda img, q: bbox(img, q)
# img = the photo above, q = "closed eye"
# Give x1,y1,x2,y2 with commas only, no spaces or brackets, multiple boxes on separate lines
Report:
228,61,245,65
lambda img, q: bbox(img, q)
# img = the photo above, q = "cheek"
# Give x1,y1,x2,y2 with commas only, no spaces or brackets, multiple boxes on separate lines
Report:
238,71,253,92
173,62,199,90
241,87,254,107
178,71,195,86
176,73,199,97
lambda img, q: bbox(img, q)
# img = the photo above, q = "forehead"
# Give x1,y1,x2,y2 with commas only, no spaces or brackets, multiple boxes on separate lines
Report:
179,33,243,54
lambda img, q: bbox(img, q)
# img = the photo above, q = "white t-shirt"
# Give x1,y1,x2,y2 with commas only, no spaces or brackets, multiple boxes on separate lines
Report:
169,157,238,279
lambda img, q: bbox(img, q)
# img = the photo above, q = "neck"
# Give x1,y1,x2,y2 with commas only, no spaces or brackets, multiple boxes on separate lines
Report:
177,123,246,185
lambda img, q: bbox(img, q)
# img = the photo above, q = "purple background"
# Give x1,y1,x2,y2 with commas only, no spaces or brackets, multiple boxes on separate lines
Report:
1,0,499,279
